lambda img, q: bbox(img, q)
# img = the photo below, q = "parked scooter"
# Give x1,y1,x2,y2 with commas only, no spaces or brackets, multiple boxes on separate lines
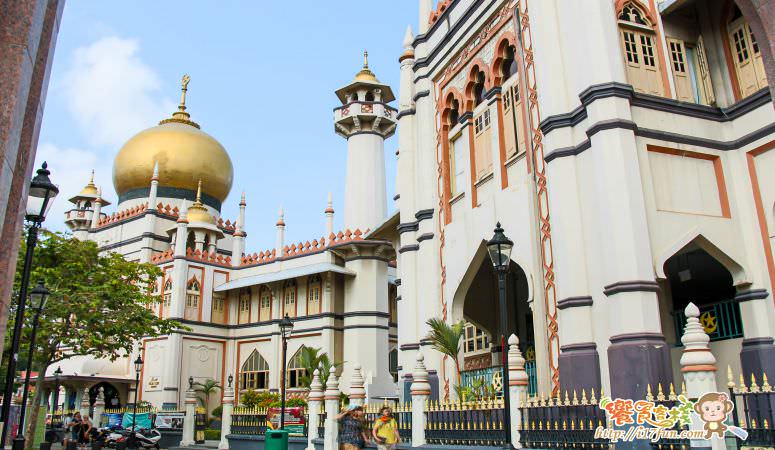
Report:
118,427,162,450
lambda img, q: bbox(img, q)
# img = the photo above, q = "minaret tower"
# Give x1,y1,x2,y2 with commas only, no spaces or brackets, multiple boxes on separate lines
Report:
334,51,397,232
65,170,110,240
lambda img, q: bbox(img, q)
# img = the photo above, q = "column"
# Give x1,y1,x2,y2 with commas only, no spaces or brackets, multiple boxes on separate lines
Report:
348,364,366,407
679,303,726,450
79,387,90,418
508,335,528,448
93,387,105,427
735,289,775,381
306,369,323,450
323,374,340,450
181,381,197,447
410,354,430,447
218,379,234,450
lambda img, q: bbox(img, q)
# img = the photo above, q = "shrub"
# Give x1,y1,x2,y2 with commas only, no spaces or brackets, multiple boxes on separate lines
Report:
211,405,223,418
203,429,221,440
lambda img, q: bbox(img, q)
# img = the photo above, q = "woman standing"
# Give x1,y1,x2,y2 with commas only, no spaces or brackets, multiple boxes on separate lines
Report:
371,407,400,450
336,405,369,450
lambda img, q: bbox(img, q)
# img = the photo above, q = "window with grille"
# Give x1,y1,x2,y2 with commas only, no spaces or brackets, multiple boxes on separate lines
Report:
163,279,172,309
238,288,251,323
287,348,308,388
640,34,656,67
464,323,490,354
259,287,271,321
186,279,200,309
240,350,269,390
669,40,685,73
728,11,768,97
623,31,639,64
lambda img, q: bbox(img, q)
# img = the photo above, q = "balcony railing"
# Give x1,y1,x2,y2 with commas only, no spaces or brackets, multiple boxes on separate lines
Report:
460,362,537,397
672,298,743,344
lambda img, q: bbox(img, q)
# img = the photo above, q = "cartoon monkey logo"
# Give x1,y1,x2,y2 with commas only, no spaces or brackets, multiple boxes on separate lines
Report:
694,392,734,439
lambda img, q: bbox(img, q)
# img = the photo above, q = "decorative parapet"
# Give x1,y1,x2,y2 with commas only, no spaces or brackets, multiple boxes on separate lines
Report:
151,248,174,264
240,228,372,267
428,0,452,27
185,248,232,267
96,202,148,227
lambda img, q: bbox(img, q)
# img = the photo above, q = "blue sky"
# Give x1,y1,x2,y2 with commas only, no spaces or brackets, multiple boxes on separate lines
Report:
38,2,417,252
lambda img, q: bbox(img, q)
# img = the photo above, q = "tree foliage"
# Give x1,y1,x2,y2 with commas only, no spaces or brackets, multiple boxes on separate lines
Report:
296,346,342,389
192,379,222,415
425,318,465,383
8,230,184,449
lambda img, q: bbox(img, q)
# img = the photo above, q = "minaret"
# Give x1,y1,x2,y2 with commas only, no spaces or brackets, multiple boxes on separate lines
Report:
276,207,285,256
231,192,246,267
325,193,335,235
65,170,110,240
334,51,397,232
90,188,103,230
140,163,160,263
419,0,432,34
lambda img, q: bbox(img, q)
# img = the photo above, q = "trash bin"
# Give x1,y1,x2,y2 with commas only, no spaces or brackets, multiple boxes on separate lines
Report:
264,429,289,450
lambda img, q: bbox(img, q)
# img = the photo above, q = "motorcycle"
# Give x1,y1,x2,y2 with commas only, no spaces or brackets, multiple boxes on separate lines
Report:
118,427,162,450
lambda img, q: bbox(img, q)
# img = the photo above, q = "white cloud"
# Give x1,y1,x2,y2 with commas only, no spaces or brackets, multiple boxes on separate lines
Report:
64,36,174,149
34,143,115,232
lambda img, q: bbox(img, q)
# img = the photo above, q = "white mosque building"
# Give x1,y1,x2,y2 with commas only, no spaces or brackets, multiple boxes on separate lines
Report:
53,0,775,411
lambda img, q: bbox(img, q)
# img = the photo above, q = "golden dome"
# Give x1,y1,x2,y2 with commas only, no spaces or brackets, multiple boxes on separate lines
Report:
112,75,233,204
79,170,99,196
354,50,379,83
186,180,215,224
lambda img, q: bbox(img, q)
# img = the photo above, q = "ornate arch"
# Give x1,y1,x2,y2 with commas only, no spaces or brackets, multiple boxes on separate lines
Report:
614,0,657,27
463,60,492,111
490,32,519,87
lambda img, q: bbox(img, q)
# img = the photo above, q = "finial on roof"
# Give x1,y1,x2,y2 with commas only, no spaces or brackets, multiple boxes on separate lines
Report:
240,191,246,206
195,179,203,203
403,25,414,48
78,169,99,196
277,207,285,227
186,180,214,224
325,192,334,214
363,50,369,69
354,50,379,83
159,74,200,128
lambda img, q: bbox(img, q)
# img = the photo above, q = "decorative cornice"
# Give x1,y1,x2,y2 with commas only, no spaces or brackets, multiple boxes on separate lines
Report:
413,90,430,101
398,244,420,254
603,280,660,296
417,232,434,242
397,221,419,234
400,343,420,351
393,194,400,201
560,342,598,352
609,332,666,344
557,296,593,310
396,108,416,120
734,289,769,302
415,209,434,221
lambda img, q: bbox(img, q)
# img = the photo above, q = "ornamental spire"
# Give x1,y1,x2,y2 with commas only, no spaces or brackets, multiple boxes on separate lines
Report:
159,74,200,128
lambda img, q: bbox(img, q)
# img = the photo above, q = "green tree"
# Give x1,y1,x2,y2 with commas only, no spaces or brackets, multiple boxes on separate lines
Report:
192,379,222,416
296,346,342,388
9,230,183,449
425,318,465,384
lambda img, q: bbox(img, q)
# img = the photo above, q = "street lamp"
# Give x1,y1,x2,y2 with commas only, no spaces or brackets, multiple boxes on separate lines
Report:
486,222,514,449
130,355,143,448
1,162,58,447
52,367,62,423
227,374,234,389
278,314,294,430
12,282,50,450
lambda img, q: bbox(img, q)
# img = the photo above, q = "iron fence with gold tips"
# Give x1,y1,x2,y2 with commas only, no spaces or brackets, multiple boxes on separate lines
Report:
645,383,690,450
317,405,326,440
231,406,269,436
423,397,507,446
519,388,610,449
727,366,775,447
362,402,412,442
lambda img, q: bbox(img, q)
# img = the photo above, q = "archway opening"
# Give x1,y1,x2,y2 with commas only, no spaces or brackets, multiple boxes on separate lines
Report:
89,382,121,409
663,244,742,345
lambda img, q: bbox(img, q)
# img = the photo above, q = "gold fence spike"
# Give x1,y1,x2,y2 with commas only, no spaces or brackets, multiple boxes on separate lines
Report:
668,383,677,400
752,418,757,428
657,383,666,401
646,384,654,401
762,373,772,392
590,388,597,404
572,389,579,405
554,420,559,431
727,365,735,389
764,419,769,428
739,374,748,393
680,381,686,396
563,420,568,430
564,390,570,406
581,388,588,404
751,374,760,392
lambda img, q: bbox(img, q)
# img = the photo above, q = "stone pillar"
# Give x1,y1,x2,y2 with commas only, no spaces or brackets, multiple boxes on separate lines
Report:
410,354,430,447
306,369,323,450
508,335,528,448
348,364,366,407
79,387,90,418
181,381,197,447
323,374,340,450
218,379,235,450
276,208,285,256
0,0,65,360
735,289,775,382
93,387,105,427
325,193,334,235
90,196,103,230
679,303,726,450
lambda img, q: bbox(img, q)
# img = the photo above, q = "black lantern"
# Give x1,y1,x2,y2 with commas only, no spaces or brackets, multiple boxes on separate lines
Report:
25,162,59,223
279,313,294,339
189,376,194,389
487,222,514,271
228,374,234,389
134,355,144,374
28,280,50,310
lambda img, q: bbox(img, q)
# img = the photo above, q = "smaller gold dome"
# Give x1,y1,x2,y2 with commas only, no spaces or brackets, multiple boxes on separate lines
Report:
79,170,99,196
186,180,215,224
354,50,379,83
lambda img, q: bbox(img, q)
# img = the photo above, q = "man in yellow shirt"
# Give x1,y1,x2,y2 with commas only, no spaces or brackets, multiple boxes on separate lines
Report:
372,406,400,450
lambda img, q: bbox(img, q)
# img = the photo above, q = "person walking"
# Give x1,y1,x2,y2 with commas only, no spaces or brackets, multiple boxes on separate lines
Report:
336,405,369,450
371,406,400,450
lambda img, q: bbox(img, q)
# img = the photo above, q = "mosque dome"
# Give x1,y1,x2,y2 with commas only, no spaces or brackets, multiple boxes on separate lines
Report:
112,75,233,206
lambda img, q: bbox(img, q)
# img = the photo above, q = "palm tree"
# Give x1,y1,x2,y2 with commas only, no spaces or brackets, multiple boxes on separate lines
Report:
297,346,343,388
425,318,465,383
192,379,222,416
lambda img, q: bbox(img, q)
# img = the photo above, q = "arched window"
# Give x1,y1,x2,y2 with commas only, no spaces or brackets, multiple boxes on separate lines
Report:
259,286,271,322
185,277,200,320
186,232,195,251
448,99,460,127
203,234,210,250
473,71,486,106
365,91,375,102
389,349,398,383
307,275,322,315
287,347,308,389
240,350,269,390
727,6,768,97
500,45,517,81
163,279,172,312
84,201,92,209
238,287,251,324
617,2,664,96
211,292,226,324
283,280,297,318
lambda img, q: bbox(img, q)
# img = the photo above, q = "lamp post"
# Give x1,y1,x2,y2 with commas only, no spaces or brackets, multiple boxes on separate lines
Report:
486,222,514,450
227,374,233,389
1,162,58,447
130,356,143,448
52,367,62,424
278,314,294,430
12,282,50,450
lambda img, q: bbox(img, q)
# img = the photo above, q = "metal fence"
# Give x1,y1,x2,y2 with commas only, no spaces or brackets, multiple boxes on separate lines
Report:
424,398,507,446
460,364,538,398
673,299,743,343
728,370,775,447
230,407,268,436
519,389,609,449
645,384,690,450
362,402,412,442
